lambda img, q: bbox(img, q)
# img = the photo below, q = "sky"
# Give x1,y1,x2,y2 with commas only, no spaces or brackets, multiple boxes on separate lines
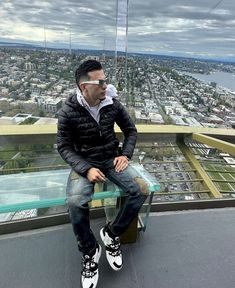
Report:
0,0,235,60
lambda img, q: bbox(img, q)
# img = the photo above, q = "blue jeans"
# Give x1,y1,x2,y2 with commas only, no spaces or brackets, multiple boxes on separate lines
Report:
66,158,148,254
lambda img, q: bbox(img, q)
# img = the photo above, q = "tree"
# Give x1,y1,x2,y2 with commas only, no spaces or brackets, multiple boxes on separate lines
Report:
5,108,22,117
39,109,45,117
25,90,31,100
0,100,10,113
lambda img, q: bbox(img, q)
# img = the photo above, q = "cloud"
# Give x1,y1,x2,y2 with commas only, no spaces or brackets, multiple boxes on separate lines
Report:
0,0,235,59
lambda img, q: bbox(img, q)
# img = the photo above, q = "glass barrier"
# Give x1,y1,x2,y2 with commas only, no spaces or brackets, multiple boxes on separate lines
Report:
1,131,235,226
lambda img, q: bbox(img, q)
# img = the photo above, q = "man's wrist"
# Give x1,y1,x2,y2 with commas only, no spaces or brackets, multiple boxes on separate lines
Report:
123,155,129,161
84,167,93,177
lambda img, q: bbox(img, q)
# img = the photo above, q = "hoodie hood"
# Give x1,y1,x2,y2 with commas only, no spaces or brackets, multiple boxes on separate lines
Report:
106,84,118,98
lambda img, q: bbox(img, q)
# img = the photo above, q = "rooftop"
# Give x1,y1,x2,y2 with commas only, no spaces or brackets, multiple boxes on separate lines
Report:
1,208,235,288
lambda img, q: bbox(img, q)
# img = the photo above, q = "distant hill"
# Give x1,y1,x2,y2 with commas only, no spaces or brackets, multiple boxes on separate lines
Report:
0,41,40,48
0,41,234,64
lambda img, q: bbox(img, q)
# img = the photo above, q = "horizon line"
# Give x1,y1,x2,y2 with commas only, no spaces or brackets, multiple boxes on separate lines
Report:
0,40,235,63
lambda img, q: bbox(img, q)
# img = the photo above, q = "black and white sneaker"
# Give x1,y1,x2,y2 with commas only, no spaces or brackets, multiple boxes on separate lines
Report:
81,244,102,288
100,226,123,271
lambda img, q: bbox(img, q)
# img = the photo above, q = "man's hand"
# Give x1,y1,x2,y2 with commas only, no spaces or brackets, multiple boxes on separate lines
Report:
113,156,129,172
87,168,106,183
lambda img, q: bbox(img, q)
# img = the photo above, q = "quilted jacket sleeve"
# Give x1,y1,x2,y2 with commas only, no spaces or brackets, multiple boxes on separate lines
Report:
57,109,93,176
115,101,137,160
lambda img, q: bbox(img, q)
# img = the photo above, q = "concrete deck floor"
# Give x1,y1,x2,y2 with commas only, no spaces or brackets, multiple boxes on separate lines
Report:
0,207,235,288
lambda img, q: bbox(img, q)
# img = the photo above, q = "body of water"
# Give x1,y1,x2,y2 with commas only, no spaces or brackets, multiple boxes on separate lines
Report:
183,71,235,92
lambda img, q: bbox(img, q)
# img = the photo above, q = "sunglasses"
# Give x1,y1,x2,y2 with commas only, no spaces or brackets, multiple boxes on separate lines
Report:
81,79,108,87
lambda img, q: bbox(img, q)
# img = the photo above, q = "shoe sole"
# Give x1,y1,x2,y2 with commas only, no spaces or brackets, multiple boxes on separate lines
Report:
100,228,122,271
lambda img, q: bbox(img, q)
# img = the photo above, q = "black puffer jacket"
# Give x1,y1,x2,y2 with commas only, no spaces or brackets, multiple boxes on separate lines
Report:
57,94,137,175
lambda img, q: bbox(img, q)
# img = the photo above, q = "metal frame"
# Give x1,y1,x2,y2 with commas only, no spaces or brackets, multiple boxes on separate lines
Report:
177,136,222,198
192,133,235,155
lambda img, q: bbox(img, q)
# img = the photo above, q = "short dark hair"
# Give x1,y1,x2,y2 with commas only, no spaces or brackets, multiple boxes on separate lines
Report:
75,59,103,88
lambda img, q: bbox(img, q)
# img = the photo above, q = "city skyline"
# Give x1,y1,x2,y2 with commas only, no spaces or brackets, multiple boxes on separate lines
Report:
1,0,235,60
